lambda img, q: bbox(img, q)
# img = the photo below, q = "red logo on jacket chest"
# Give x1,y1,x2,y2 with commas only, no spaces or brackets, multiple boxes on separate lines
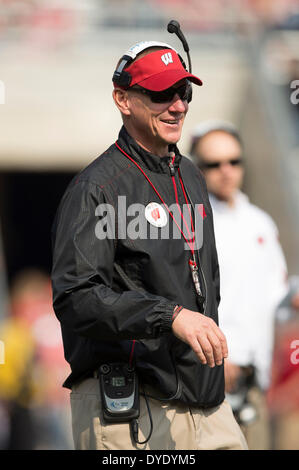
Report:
151,208,160,221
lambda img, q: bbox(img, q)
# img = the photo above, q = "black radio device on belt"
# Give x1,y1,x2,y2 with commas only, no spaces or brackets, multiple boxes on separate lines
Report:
98,363,139,423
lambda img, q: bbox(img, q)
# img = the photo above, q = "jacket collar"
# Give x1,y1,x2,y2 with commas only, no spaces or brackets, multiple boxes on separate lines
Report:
116,125,182,174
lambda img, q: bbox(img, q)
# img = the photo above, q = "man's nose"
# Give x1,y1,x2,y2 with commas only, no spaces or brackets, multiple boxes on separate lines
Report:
220,162,234,173
168,94,188,113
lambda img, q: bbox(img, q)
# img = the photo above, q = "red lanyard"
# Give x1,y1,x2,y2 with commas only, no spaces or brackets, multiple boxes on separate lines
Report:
169,153,195,253
115,141,205,364
115,141,196,257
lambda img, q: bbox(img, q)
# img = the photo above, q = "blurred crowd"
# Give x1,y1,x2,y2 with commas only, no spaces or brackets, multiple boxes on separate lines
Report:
0,269,72,449
267,277,299,449
0,0,299,33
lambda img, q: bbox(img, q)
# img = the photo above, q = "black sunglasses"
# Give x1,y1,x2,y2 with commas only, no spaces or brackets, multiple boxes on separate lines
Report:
130,81,192,104
200,158,243,170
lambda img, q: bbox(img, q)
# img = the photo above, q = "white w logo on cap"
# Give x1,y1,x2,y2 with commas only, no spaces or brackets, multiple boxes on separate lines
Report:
161,52,173,66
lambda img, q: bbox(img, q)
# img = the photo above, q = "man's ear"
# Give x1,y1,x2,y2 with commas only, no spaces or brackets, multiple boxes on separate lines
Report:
113,88,131,116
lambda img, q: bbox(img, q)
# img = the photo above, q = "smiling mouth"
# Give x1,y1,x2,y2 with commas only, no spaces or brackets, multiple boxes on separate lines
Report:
161,119,180,125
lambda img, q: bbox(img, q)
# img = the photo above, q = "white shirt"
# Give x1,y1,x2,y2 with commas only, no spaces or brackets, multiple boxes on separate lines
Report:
209,190,288,389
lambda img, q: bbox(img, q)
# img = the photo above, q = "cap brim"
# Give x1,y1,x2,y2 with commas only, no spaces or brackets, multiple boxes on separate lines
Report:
137,69,203,91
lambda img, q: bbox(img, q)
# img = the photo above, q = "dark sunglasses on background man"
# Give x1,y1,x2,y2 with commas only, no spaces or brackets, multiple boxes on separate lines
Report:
199,158,243,170
130,81,192,104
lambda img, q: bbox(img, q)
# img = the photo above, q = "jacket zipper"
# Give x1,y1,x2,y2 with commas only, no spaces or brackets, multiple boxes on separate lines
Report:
178,171,208,315
169,155,195,250
168,157,207,313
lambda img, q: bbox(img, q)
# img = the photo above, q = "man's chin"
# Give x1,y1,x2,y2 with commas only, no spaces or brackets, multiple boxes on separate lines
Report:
164,132,182,147
215,192,235,203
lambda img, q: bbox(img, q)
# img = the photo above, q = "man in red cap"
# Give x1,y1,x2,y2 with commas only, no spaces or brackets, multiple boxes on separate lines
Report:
51,42,247,450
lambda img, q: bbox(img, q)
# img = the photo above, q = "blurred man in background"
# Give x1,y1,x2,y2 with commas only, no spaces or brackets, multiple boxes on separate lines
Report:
189,121,288,449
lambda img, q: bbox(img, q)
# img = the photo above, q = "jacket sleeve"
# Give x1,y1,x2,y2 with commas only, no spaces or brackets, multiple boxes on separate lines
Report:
51,180,176,342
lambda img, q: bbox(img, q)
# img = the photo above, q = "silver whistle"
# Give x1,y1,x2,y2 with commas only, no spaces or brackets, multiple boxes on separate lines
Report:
189,259,203,297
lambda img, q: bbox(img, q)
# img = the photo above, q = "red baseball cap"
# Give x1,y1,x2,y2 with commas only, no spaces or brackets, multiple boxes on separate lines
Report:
118,48,203,91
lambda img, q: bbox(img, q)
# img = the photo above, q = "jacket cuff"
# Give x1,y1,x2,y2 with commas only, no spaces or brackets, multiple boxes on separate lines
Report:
160,302,178,333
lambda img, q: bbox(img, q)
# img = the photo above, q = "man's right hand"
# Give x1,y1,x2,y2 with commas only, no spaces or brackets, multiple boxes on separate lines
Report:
171,308,228,367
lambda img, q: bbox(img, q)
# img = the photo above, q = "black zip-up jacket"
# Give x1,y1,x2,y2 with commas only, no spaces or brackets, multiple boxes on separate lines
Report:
51,126,225,407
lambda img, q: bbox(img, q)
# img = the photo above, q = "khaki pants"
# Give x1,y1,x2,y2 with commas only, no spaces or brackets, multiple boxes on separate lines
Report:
70,378,248,450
